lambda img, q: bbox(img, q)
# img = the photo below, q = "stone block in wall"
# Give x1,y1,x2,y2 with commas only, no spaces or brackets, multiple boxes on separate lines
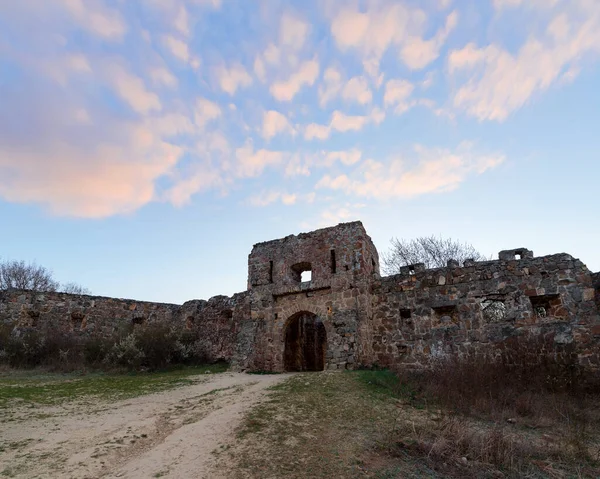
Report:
499,248,534,261
400,263,426,275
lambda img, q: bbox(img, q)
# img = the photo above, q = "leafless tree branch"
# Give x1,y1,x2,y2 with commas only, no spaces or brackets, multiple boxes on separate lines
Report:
381,235,489,275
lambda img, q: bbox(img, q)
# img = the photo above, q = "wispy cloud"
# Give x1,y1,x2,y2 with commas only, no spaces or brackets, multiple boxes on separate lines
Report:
262,110,295,140
270,59,319,101
1,0,596,220
329,1,456,77
448,2,600,120
214,63,253,95
316,142,504,199
305,108,385,140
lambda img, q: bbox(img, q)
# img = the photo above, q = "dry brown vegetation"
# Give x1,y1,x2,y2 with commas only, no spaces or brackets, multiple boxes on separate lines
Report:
385,352,600,477
0,321,215,372
218,338,600,478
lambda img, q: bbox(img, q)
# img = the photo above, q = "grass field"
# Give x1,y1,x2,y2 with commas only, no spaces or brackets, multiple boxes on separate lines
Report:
0,363,228,410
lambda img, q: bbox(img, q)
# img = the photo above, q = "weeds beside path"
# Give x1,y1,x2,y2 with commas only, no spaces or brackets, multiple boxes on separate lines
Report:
217,370,600,478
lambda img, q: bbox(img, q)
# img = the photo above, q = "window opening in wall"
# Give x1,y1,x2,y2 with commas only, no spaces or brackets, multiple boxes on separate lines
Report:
529,294,560,318
71,311,85,329
132,316,145,325
515,253,522,260
269,260,274,283
400,309,411,320
291,262,312,283
408,266,416,275
26,310,40,327
330,250,337,274
481,299,507,322
432,305,458,323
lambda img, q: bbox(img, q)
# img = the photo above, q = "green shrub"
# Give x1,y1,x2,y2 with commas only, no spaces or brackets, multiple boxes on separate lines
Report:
105,334,145,370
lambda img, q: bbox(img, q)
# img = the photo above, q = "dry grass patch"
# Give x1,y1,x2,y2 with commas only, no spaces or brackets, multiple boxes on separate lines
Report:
218,365,600,479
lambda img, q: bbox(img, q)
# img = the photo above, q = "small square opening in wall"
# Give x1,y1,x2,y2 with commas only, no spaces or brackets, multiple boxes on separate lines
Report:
400,309,412,319
301,270,312,282
432,305,458,323
291,262,312,283
529,294,561,318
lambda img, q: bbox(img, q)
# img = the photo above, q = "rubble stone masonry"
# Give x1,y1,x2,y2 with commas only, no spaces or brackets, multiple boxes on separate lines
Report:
1,221,599,371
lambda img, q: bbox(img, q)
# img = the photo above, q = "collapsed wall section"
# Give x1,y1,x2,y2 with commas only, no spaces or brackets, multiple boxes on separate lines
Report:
370,253,600,370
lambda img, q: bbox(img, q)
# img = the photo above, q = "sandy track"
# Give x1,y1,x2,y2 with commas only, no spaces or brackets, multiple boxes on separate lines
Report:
0,372,288,478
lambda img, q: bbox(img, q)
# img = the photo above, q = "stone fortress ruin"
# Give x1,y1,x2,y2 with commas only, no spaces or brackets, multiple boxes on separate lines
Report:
1,221,599,372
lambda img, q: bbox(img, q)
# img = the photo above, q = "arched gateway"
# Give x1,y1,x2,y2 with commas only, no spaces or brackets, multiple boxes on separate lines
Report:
284,311,327,371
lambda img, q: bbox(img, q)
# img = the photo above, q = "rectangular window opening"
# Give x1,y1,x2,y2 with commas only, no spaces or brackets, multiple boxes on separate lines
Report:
529,294,560,318
331,250,337,274
400,309,411,320
432,305,458,323
269,260,274,284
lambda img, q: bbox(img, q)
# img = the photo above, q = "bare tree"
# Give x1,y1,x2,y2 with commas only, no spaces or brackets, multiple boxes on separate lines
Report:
61,282,91,295
0,259,59,292
381,236,489,275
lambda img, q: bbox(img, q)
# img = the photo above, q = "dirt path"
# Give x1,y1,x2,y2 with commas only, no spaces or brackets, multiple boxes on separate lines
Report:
0,372,289,478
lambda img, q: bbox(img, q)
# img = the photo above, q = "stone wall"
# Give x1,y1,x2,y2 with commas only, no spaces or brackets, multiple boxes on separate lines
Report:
1,221,599,372
0,290,241,363
593,272,600,311
370,253,600,370
240,221,380,371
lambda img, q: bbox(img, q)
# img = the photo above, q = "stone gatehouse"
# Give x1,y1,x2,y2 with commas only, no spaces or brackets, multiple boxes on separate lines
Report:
1,221,599,372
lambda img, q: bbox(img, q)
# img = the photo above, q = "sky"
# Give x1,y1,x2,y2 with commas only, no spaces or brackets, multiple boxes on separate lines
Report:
0,0,599,304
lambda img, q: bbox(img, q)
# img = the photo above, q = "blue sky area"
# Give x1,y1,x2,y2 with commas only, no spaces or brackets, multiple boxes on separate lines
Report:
0,0,598,303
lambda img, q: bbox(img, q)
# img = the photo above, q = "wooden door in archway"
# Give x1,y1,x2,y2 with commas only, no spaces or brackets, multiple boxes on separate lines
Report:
284,312,326,371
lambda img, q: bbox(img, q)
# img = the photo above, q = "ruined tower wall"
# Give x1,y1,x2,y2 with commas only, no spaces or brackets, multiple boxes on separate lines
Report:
239,222,380,371
370,253,600,370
